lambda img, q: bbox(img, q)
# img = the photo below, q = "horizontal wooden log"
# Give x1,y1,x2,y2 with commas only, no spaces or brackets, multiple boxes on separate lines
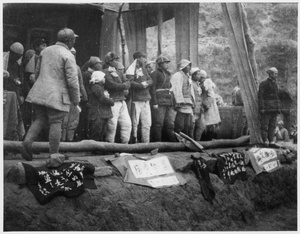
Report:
4,136,250,154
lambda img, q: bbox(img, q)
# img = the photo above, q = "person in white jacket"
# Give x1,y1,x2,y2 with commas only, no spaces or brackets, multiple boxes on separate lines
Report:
170,59,195,137
199,70,221,140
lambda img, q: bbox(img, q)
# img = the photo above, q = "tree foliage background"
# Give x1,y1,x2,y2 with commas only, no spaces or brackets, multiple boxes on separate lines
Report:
146,3,297,127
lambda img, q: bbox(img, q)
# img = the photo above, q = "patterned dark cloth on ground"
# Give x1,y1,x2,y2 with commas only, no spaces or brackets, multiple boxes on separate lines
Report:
23,162,96,205
215,151,247,184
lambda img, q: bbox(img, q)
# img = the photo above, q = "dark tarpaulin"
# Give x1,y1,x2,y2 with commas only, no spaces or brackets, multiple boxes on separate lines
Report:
221,3,262,144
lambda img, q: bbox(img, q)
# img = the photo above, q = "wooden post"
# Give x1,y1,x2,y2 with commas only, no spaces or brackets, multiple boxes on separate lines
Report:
157,6,163,56
221,3,262,144
174,3,199,66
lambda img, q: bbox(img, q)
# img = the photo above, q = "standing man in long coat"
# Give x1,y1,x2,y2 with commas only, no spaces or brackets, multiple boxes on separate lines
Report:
20,28,80,161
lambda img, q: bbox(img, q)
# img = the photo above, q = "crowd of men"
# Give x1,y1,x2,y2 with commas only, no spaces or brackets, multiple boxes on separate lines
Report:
4,27,286,162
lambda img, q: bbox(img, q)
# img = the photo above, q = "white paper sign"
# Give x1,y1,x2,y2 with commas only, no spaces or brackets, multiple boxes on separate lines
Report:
147,175,179,188
263,160,279,172
251,148,277,166
128,156,174,178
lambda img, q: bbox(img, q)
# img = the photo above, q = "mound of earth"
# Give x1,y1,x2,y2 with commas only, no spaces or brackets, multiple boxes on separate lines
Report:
3,150,297,231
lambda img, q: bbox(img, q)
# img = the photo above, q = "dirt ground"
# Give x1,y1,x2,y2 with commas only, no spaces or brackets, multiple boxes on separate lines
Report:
237,203,297,231
3,148,298,231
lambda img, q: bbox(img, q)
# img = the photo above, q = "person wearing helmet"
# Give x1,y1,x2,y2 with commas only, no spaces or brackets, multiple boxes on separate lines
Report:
20,27,80,163
103,51,132,143
170,59,195,137
258,67,281,146
150,55,177,142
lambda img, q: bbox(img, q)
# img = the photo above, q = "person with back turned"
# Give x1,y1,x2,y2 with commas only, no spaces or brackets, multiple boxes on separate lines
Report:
20,28,80,162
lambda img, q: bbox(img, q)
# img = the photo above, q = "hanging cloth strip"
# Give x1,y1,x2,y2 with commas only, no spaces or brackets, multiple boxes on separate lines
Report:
191,156,215,203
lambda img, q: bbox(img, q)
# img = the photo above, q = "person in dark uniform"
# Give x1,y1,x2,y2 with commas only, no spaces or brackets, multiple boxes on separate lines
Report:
258,67,281,146
150,55,177,142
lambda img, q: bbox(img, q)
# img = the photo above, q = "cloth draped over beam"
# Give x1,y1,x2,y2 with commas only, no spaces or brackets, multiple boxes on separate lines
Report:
4,136,250,154
122,10,147,67
100,10,120,62
221,3,262,144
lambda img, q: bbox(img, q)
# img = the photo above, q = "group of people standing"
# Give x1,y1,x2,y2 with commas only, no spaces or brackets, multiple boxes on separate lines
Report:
85,51,222,145
4,27,222,161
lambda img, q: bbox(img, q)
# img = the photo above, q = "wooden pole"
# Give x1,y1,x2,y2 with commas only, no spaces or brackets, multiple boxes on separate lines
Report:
117,3,126,65
4,136,250,154
157,6,163,56
221,3,262,144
